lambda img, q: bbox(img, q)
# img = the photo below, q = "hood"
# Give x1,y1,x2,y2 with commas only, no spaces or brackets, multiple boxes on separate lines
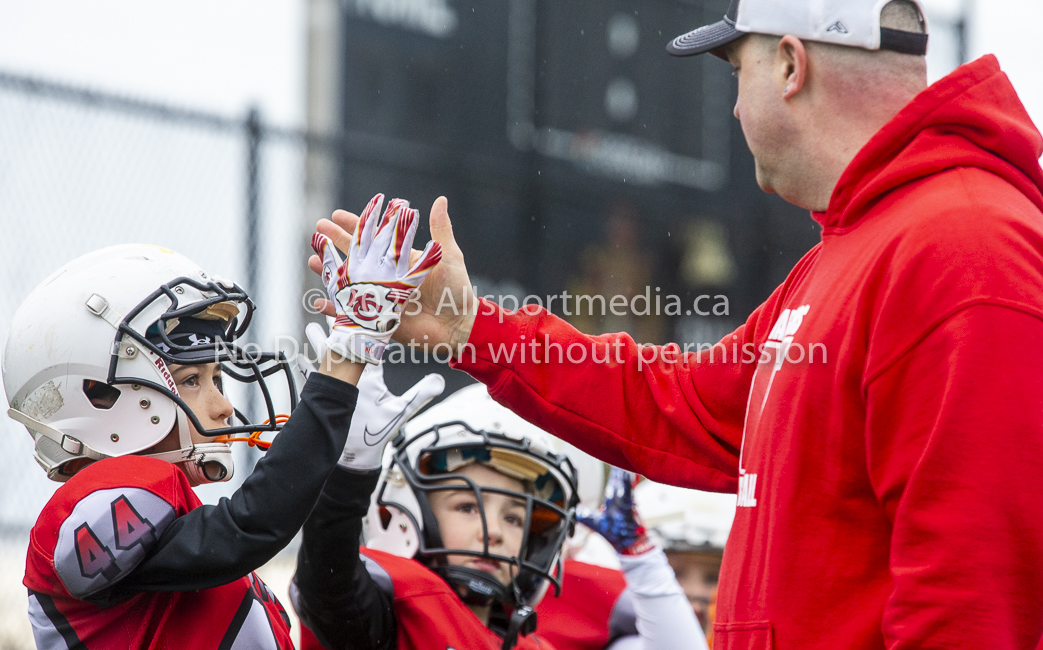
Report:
816,55,1043,230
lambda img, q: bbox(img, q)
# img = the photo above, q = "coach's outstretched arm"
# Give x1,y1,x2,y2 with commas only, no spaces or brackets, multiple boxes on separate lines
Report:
307,198,785,493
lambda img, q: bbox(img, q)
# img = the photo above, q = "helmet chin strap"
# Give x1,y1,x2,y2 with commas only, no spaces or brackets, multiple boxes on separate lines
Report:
146,408,234,484
435,564,512,607
432,564,537,650
176,407,235,484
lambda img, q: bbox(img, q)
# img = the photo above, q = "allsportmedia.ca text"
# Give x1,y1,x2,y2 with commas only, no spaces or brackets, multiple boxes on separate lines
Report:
432,287,732,320
302,286,732,320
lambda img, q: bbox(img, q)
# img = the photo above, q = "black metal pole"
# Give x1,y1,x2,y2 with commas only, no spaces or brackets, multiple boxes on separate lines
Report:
245,107,262,452
246,107,262,303
956,0,971,65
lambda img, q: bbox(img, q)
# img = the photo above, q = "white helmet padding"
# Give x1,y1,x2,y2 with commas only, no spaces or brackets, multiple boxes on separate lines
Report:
366,384,579,610
2,244,297,483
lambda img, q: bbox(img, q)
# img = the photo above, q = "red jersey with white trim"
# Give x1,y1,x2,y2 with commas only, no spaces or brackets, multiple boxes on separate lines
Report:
23,455,294,650
535,559,631,650
299,547,555,650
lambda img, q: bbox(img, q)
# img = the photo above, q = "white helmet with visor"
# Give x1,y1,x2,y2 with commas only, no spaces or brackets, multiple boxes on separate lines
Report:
365,383,579,612
3,244,296,484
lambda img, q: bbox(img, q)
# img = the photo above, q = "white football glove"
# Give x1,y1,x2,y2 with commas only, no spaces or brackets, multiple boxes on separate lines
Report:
340,363,445,471
311,194,442,364
296,320,335,380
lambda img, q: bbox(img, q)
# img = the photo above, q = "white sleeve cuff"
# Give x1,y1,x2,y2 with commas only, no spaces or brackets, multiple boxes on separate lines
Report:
618,547,685,598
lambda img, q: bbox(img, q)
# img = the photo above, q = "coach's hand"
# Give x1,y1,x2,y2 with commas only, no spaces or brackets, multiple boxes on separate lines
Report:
308,196,477,357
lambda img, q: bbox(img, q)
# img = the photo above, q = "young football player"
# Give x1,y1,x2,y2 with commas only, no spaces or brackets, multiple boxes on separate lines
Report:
290,371,703,650
4,194,440,648
290,379,578,650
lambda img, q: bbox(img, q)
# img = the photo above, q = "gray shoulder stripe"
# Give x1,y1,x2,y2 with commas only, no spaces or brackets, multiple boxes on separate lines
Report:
361,553,395,596
28,590,87,650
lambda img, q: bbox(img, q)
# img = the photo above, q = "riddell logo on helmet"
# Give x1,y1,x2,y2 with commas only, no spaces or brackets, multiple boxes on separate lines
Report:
153,357,178,394
468,579,494,595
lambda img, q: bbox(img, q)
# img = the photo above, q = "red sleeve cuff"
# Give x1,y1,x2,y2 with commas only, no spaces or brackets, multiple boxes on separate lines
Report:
450,297,535,372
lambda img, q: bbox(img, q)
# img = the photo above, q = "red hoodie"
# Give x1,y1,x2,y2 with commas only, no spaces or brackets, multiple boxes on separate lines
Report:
451,56,1043,649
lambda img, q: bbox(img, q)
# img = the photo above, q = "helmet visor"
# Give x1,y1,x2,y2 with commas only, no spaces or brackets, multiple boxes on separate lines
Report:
110,275,298,440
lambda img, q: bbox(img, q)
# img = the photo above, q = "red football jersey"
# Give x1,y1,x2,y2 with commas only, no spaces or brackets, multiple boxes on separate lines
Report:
535,559,631,650
24,455,294,649
299,547,555,650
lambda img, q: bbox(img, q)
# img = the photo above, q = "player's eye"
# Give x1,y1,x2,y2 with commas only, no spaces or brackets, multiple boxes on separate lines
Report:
213,374,224,393
504,513,524,528
455,501,478,514
178,374,200,388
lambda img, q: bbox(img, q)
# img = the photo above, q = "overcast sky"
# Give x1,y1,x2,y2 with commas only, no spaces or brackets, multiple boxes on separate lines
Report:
0,0,306,126
0,0,1038,136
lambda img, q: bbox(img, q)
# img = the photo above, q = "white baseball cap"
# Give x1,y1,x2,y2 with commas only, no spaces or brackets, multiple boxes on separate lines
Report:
667,0,929,59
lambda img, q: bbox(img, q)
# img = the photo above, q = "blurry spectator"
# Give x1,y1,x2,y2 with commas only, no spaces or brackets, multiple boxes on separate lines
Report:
567,201,665,343
661,217,739,348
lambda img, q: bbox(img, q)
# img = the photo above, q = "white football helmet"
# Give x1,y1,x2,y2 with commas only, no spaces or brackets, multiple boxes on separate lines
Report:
2,244,297,484
633,480,737,552
365,383,579,610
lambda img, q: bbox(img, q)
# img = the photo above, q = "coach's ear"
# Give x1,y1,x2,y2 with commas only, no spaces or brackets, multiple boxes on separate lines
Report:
777,35,807,99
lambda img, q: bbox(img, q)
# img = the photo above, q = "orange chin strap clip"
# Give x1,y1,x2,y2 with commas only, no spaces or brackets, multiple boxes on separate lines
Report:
214,414,290,450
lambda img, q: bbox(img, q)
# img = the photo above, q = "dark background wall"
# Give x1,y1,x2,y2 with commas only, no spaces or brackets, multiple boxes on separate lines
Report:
336,0,821,395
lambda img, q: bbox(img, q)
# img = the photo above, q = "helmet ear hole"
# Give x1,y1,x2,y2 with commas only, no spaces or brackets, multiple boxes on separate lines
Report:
57,457,95,478
83,380,121,410
201,461,228,482
379,506,393,531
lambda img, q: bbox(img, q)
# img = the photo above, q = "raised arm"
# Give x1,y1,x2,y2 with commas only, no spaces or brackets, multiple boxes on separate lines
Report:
307,197,802,492
452,298,762,492
116,370,359,593
294,364,445,650
579,468,708,650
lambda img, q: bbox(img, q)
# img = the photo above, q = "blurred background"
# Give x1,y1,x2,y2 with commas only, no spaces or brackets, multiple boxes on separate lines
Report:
0,0,1038,646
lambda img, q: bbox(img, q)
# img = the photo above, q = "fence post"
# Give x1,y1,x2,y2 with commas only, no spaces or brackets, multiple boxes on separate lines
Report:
245,107,262,454
246,107,262,304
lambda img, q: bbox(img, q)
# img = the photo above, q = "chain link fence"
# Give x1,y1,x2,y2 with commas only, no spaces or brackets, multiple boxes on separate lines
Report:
0,72,337,648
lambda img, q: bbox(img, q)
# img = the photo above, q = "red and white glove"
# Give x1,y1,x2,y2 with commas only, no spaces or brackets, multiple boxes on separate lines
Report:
311,194,442,364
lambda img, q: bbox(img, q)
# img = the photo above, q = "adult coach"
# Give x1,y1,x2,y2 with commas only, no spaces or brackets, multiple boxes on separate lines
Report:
311,0,1043,647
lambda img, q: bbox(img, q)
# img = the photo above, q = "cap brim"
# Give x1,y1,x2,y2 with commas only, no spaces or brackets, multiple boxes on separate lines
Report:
666,19,745,60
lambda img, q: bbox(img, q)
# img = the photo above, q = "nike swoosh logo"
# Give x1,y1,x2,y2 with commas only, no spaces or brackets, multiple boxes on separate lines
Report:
362,396,418,447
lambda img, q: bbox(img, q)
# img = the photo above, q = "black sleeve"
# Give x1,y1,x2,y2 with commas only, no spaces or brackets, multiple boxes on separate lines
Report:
292,466,397,650
114,373,358,594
